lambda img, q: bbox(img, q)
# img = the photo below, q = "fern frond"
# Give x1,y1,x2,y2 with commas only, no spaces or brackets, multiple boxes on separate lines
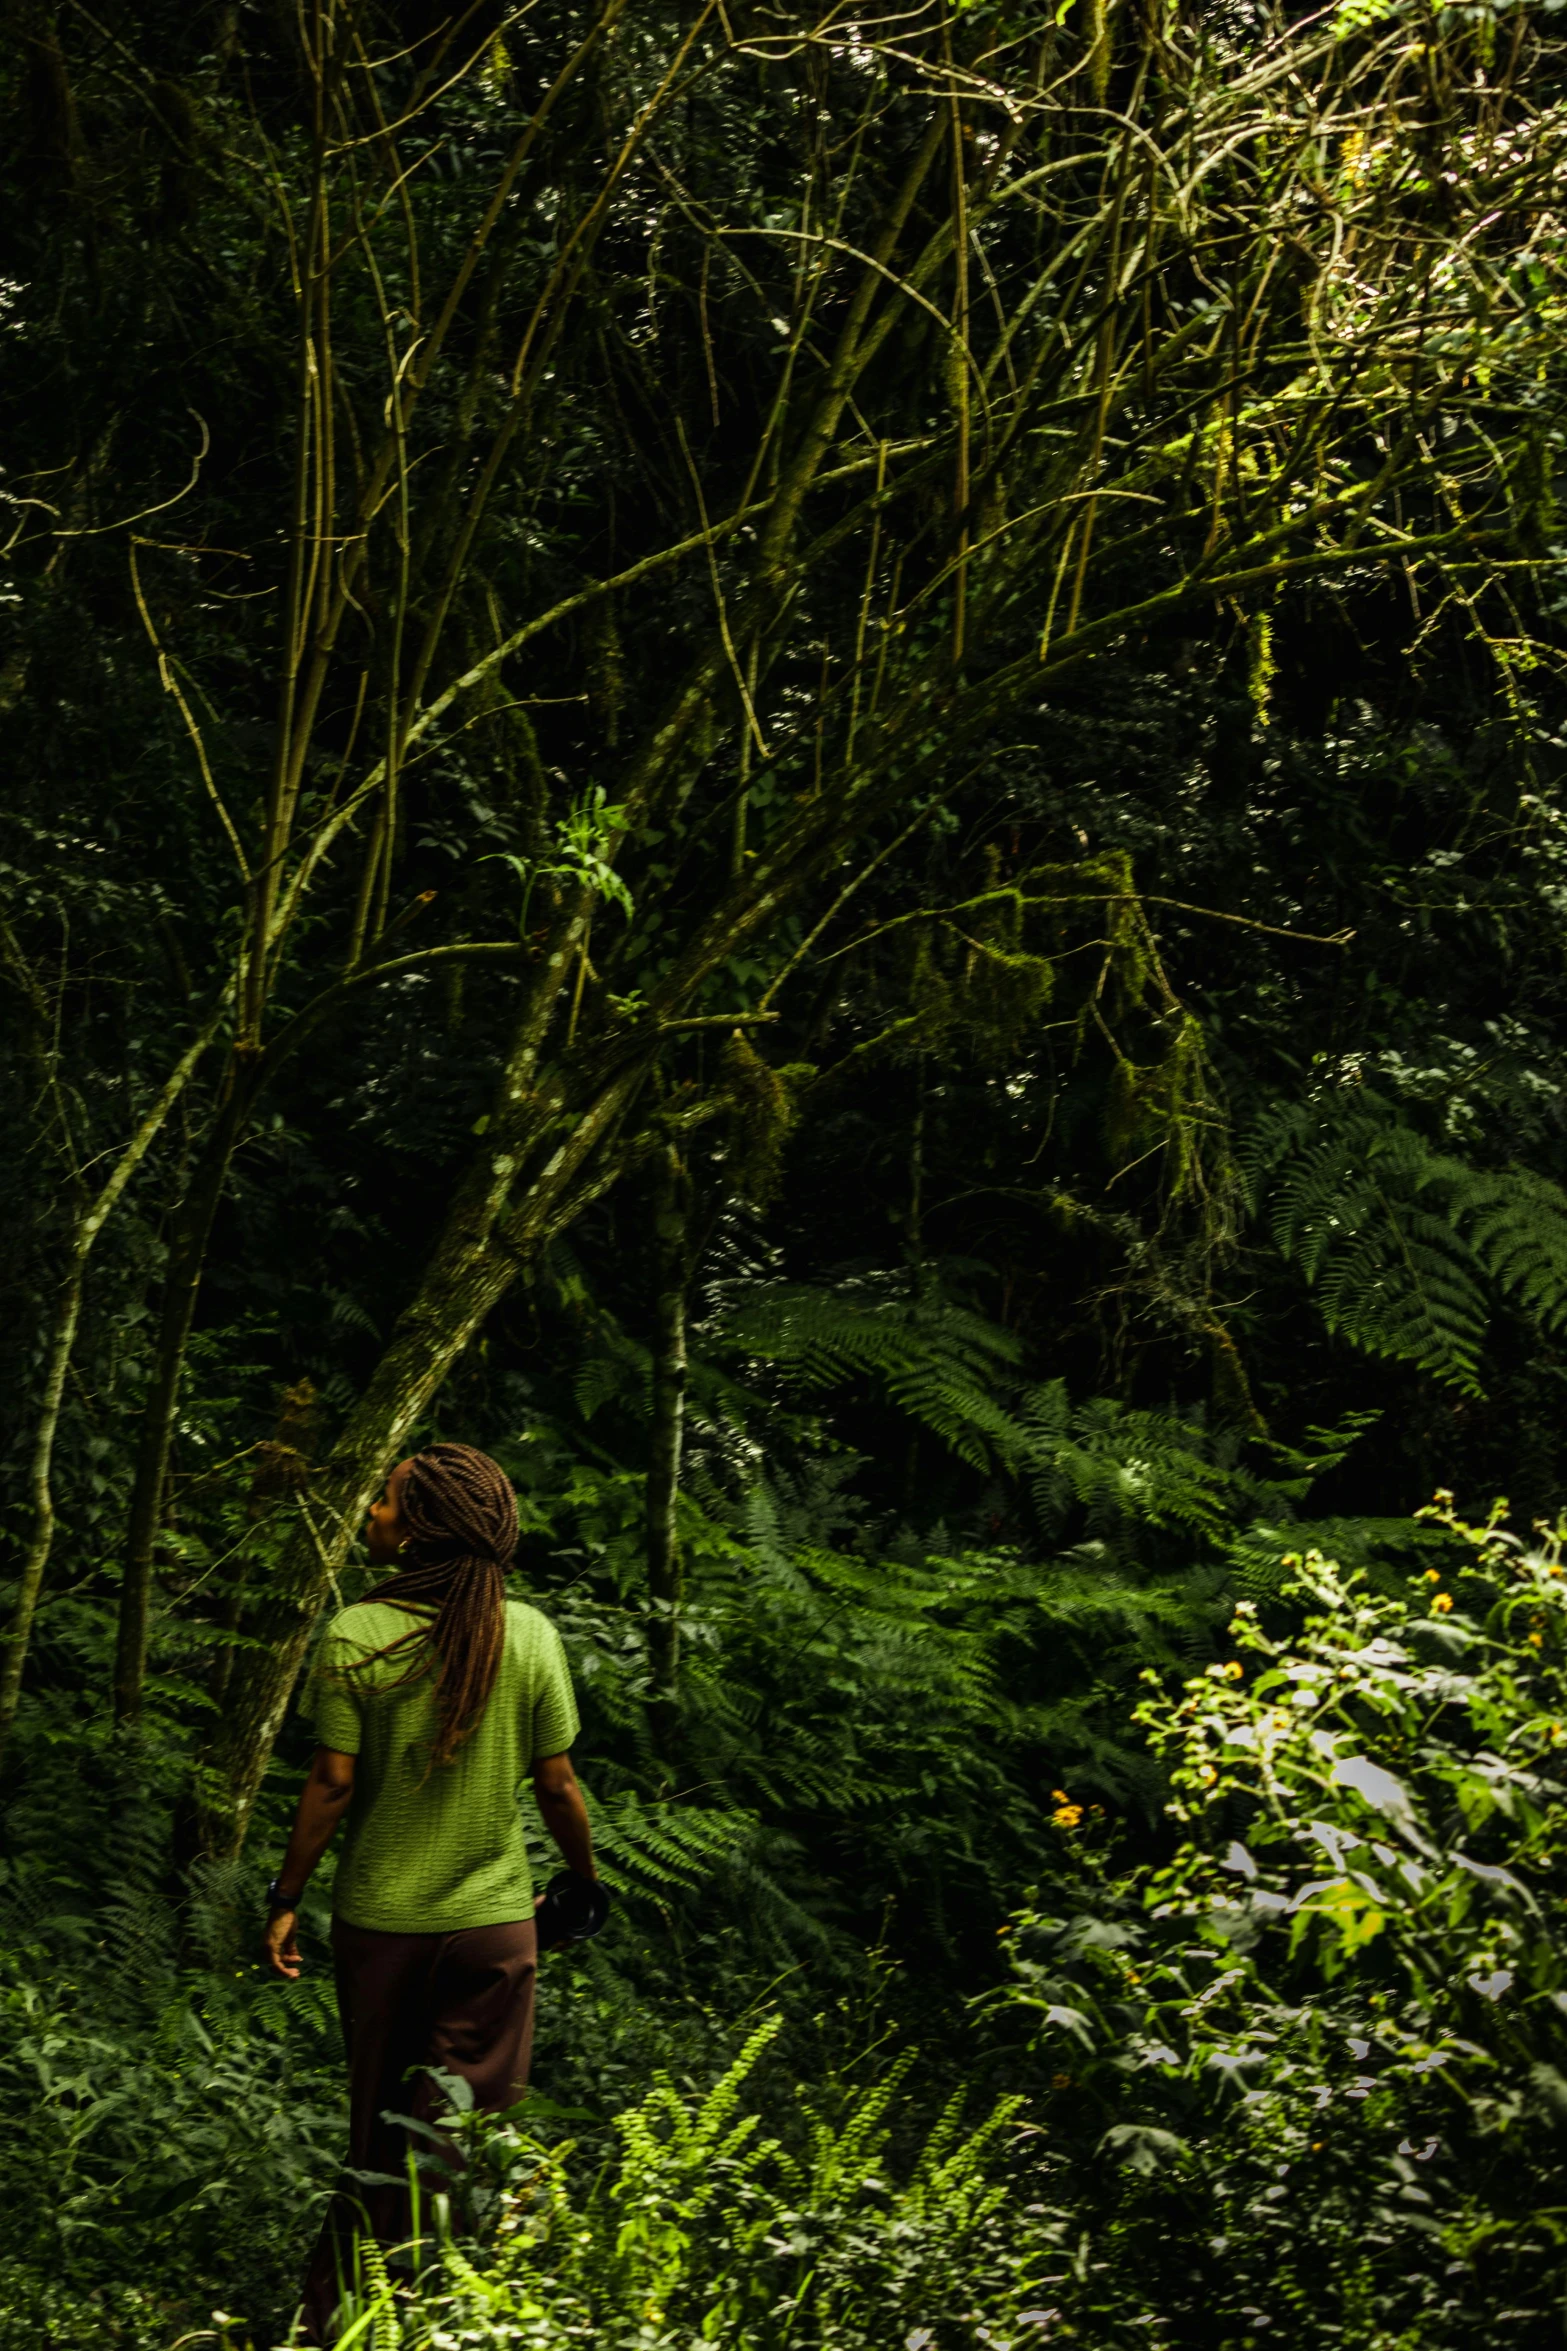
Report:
1020,1383,1236,1542
572,1320,648,1426
1310,1200,1487,1386
1452,1164,1567,1333
582,1790,760,1900
1247,1091,1567,1391
714,1278,1025,1468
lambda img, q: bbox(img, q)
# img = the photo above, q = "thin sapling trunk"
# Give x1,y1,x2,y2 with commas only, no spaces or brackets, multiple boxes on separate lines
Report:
646,1145,692,1735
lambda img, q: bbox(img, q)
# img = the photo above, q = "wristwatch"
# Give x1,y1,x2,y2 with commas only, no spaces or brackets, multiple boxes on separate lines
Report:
265,1876,303,1914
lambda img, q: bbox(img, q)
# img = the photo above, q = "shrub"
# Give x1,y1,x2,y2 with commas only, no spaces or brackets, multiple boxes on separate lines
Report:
1000,1500,1567,2347
0,1928,342,2350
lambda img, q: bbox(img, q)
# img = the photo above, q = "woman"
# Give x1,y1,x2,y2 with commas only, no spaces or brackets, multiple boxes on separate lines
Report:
260,1442,595,2341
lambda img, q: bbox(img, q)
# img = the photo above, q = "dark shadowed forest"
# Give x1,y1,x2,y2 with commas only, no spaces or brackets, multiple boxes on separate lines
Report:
5,0,1567,2344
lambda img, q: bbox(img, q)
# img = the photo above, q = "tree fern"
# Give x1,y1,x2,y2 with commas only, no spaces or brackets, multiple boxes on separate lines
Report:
1458,1162,1567,1331
1246,1091,1567,1390
1019,1381,1238,1545
713,1273,1025,1468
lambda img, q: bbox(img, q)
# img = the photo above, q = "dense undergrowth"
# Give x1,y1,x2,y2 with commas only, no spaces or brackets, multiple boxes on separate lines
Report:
9,1495,1567,2349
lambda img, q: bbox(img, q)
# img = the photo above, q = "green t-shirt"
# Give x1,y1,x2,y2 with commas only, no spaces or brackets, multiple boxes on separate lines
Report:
309,1596,580,1934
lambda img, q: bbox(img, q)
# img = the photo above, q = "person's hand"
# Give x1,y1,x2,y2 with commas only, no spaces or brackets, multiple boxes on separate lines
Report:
264,1908,302,1980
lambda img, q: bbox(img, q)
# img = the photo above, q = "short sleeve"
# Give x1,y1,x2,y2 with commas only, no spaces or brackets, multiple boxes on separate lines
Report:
309,1616,366,1756
529,1621,580,1761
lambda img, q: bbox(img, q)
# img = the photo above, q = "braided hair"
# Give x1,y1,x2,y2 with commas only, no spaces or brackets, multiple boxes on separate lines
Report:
358,1442,518,1767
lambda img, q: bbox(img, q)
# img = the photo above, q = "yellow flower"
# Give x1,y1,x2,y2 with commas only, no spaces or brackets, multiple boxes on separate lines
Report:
1424,1569,1443,1584
1528,1631,1544,1650
1197,1764,1218,1785
1224,1662,1244,1681
1053,1804,1084,1830
1432,1592,1454,1614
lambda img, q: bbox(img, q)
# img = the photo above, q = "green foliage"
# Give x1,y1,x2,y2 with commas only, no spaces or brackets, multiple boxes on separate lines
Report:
713,1274,1025,1469
483,790,635,938
996,1503,1567,2344
1246,1092,1567,1390
323,2020,1049,2351
587,1788,763,1906
0,1918,342,2349
1021,1381,1237,1544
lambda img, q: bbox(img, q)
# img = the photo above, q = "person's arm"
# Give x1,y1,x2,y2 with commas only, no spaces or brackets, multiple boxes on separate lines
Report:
532,1750,596,1880
261,1746,356,1980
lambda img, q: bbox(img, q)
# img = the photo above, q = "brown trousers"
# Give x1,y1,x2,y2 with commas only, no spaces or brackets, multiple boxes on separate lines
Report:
301,1915,537,2343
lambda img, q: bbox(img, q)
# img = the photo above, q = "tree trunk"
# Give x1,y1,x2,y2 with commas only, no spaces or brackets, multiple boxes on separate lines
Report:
645,1146,691,1733
0,1260,86,1763
0,1000,224,1770
114,1075,256,1723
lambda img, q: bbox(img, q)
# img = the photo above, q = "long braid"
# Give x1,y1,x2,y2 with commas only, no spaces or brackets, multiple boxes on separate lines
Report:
356,1443,517,1767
